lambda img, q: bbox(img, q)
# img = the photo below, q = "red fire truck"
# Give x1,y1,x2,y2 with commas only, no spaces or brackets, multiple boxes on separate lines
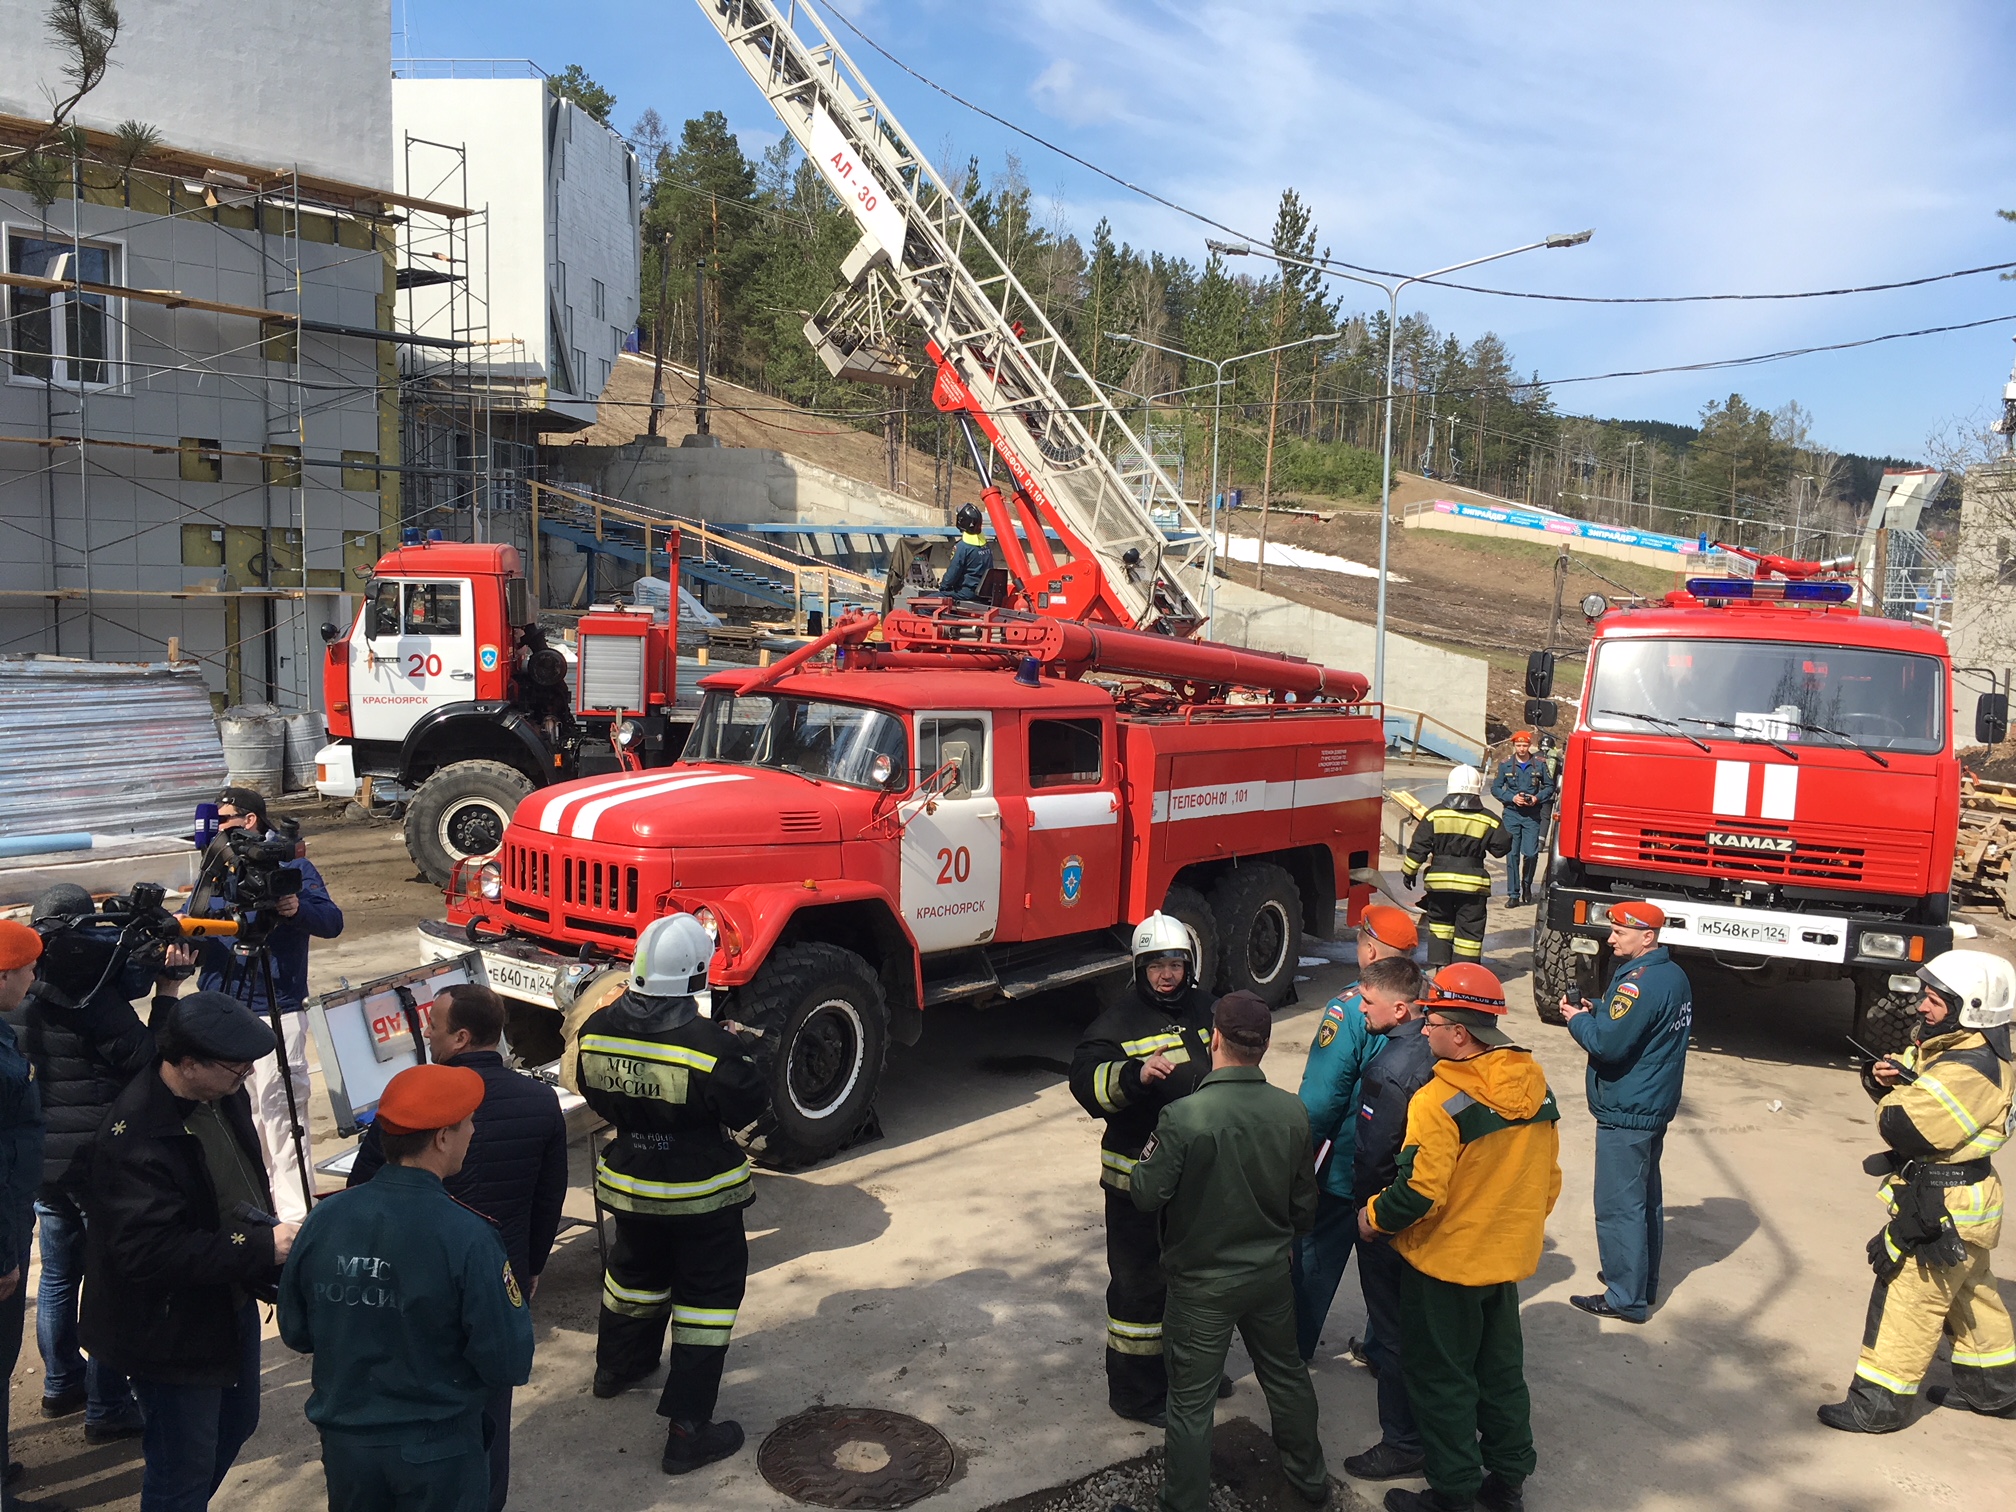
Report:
1530,567,1967,1051
314,533,695,886
432,603,1384,1164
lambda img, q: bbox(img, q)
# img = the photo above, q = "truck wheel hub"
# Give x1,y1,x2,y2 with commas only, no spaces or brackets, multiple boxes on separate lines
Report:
789,1000,866,1119
1245,901,1291,985
440,798,509,860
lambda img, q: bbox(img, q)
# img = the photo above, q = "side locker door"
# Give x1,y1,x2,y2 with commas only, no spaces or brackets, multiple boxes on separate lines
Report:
900,713,1003,953
1020,715,1121,936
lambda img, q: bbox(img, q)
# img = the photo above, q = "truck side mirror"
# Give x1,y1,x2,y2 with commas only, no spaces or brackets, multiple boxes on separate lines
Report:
1525,650,1555,699
319,622,341,643
1977,692,2009,746
1525,698,1559,728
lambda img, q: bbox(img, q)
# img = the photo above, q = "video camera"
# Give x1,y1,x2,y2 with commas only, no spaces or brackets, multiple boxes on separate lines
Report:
35,881,188,1002
192,815,304,948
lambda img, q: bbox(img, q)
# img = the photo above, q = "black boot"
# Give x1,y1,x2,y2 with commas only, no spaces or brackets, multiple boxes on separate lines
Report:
1816,1378,1912,1434
1478,1473,1525,1512
662,1418,746,1474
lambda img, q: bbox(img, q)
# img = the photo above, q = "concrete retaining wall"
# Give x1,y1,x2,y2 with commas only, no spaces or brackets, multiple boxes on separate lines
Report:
544,443,946,530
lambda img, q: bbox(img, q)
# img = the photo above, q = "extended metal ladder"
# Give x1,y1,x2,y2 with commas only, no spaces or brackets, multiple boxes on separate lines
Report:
692,0,1210,634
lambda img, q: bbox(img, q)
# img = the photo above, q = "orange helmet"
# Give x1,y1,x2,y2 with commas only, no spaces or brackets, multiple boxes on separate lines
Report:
1423,963,1506,1013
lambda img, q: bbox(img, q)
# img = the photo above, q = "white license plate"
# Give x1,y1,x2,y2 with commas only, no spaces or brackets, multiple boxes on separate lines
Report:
482,953,560,1007
1693,915,1789,947
1659,902,1848,964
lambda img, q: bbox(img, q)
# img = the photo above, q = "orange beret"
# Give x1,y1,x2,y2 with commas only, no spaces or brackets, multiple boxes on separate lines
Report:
1360,904,1418,950
1511,730,1534,743
0,920,42,972
375,1063,484,1135
1609,900,1665,930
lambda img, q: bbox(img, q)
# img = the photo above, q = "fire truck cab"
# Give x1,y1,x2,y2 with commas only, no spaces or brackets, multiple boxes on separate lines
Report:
1532,572,1963,1051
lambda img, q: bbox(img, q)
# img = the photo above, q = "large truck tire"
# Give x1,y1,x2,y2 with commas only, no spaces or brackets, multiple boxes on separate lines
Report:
1852,970,1918,1055
404,760,534,887
1210,864,1302,1007
740,942,888,1167
1531,909,1578,1026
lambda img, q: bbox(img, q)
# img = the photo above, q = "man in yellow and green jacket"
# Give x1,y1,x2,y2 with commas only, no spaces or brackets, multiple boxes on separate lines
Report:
1360,965,1561,1512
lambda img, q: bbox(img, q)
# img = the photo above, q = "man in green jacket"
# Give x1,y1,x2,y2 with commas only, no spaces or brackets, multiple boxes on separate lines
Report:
1131,992,1328,1512
279,1063,534,1512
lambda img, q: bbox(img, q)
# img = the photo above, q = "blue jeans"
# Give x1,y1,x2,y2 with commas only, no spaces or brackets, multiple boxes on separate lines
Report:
1291,1190,1360,1360
130,1300,262,1512
1593,1124,1666,1321
1356,1234,1420,1451
35,1192,138,1422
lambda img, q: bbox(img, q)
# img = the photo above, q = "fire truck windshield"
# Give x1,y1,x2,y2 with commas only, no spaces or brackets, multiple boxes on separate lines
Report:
685,692,909,788
1588,638,1944,755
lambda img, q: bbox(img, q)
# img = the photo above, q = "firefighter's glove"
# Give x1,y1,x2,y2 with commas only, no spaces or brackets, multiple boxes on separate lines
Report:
1866,1227,1906,1284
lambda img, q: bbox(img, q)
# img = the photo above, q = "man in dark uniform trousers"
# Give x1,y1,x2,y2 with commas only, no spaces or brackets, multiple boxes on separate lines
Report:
569,913,770,1475
1487,733,1554,906
1403,765,1511,967
280,1063,533,1512
1069,912,1217,1425
1559,900,1692,1324
1130,992,1329,1512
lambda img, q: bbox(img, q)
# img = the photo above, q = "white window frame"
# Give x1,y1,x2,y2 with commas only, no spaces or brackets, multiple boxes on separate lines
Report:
3,223,126,390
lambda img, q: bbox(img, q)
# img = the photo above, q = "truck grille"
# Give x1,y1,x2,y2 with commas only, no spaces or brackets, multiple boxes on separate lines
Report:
503,838,646,935
1581,806,1926,893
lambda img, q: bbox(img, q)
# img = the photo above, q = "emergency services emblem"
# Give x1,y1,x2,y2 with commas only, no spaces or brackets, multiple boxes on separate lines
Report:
1060,855,1084,906
1609,996,1632,1020
479,644,501,671
1316,1018,1338,1049
503,1261,524,1308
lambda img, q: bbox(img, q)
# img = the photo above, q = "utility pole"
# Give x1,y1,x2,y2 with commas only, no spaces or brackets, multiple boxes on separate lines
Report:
645,231,673,441
683,257,719,447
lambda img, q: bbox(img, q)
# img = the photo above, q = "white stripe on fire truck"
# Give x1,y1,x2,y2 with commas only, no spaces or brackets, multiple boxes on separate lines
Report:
572,773,750,841
1027,792,1119,831
533,770,676,834
1712,761,1748,816
1149,771,1381,824
1760,763,1798,820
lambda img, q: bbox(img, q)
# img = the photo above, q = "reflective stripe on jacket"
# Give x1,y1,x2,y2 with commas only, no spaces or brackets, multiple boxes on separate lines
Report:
1402,799,1512,893
1069,985,1214,1191
1875,1027,2013,1251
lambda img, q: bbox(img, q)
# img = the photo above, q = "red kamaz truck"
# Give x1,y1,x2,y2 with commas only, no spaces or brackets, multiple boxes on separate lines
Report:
1530,566,1968,1052
429,602,1385,1163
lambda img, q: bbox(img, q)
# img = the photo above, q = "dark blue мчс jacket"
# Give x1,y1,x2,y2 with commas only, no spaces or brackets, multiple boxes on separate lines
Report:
1491,756,1557,813
1351,1014,1437,1203
194,847,343,1013
348,1048,569,1286
1568,944,1693,1130
939,534,994,602
0,1012,44,1267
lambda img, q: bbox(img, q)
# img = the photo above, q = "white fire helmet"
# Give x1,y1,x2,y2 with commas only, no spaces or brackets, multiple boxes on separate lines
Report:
1917,949,2016,1030
1445,764,1483,798
1131,911,1197,982
631,912,715,1010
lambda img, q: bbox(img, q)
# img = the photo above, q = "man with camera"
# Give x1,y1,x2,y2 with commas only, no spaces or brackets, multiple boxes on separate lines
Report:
83,991,299,1511
6,886,165,1445
191,786,344,1222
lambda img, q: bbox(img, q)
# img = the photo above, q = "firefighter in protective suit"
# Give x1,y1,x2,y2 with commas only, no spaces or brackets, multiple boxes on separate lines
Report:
938,502,994,602
569,914,771,1474
1403,765,1512,967
1069,912,1218,1424
1819,948,2016,1432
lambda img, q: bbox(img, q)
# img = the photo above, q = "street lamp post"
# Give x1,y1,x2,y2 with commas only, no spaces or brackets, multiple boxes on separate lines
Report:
1210,231,1593,704
1109,327,1353,623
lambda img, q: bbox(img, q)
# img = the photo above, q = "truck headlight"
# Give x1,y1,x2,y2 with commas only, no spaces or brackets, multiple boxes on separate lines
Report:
615,719,641,749
1860,932,1907,960
478,861,503,902
1586,902,1612,924
691,905,721,943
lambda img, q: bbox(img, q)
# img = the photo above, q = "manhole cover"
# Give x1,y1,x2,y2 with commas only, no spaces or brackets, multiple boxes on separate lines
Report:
759,1406,955,1509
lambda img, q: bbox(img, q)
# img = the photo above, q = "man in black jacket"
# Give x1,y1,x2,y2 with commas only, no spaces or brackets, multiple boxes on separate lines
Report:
348,982,567,1510
1339,957,1436,1484
9,885,158,1441
1068,911,1217,1426
83,992,298,1511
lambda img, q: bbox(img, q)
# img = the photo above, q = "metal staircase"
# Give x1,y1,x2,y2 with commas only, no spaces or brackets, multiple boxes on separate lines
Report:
692,0,1211,634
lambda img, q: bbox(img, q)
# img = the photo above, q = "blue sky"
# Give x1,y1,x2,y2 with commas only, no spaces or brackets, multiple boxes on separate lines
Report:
400,0,2016,461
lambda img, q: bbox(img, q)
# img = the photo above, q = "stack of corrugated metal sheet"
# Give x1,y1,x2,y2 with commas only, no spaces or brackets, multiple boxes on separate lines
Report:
0,657,226,840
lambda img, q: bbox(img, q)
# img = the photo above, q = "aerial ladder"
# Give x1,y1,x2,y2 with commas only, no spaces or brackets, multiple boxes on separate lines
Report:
691,0,1212,636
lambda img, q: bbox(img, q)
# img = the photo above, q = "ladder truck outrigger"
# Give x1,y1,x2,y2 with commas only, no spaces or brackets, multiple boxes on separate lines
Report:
424,0,1389,1166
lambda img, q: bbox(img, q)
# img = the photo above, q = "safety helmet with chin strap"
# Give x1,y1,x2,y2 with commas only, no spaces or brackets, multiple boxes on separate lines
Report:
630,913,715,1010
1918,949,2016,1031
1130,911,1198,989
955,502,984,534
1444,764,1483,798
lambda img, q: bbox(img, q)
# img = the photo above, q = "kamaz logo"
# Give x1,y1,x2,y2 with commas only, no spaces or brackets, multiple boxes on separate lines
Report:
1706,831,1796,854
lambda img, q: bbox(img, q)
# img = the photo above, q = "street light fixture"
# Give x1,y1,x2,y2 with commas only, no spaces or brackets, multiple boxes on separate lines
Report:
1215,231,1595,703
1109,326,1351,617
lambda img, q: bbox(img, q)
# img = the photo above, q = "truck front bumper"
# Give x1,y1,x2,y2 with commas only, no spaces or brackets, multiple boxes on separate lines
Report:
314,741,358,802
1543,888,1949,981
417,918,581,1009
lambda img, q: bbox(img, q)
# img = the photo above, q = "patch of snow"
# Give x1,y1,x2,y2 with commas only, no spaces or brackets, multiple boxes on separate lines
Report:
1219,535,1403,583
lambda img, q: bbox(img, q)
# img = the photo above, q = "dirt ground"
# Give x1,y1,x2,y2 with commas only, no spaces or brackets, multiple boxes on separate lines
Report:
10,818,2012,1512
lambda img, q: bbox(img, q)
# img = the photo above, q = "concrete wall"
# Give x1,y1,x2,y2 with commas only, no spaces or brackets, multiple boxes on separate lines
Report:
545,442,946,530
1208,579,1490,744
1947,459,2016,738
0,0,392,190
391,78,640,420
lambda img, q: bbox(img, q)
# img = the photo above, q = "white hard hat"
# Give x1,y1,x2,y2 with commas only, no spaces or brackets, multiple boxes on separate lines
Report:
1445,764,1483,797
1131,911,1197,977
1918,949,2016,1031
631,913,715,1002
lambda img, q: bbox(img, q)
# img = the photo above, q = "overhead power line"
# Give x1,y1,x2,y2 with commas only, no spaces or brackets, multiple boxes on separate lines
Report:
821,3,2016,308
